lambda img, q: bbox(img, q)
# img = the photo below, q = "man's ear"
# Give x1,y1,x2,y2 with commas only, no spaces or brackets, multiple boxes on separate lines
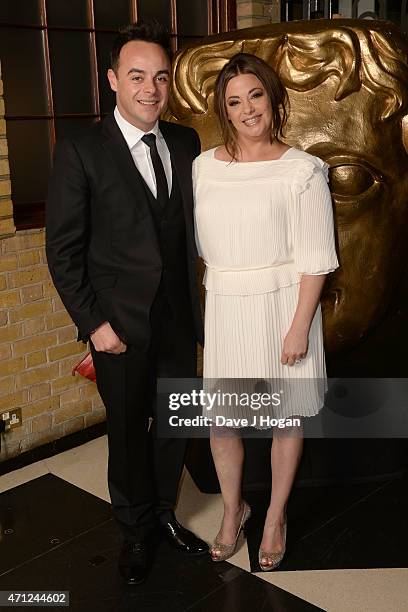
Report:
107,68,118,93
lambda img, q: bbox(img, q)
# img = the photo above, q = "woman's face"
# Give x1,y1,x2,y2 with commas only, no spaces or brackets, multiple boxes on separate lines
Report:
224,72,273,141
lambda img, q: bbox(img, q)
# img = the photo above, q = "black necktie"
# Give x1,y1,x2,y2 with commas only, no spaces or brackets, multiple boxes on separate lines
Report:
141,133,169,208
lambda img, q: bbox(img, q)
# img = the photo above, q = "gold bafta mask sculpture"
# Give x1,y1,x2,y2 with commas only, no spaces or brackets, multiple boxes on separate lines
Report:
168,19,408,354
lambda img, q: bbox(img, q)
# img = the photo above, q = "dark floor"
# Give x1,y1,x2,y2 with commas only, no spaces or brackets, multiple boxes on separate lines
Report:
0,475,323,612
245,472,408,572
1,471,407,611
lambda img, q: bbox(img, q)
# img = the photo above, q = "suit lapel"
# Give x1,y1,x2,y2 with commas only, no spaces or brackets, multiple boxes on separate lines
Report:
101,116,160,257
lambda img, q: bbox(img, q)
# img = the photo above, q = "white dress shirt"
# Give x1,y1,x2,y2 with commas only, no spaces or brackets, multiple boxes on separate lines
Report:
114,106,172,198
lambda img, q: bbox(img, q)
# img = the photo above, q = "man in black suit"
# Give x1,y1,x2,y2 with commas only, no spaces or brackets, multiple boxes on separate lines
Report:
46,20,207,584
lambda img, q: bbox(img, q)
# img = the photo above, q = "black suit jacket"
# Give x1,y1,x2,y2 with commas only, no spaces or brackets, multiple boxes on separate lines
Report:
46,115,203,348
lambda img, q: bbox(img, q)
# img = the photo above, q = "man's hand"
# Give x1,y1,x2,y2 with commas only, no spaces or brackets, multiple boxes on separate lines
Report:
90,321,127,354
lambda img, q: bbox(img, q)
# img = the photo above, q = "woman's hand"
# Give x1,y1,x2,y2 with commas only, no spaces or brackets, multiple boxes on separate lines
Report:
281,274,327,366
281,327,308,366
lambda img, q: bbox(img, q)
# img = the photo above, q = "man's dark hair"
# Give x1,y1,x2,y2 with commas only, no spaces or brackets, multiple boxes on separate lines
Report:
110,19,172,73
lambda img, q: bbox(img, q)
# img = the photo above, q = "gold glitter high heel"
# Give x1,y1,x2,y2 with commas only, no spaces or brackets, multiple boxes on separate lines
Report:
210,502,251,562
258,520,287,571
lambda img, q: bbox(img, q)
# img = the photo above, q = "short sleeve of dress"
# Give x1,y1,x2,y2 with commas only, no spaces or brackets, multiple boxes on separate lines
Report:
292,162,339,275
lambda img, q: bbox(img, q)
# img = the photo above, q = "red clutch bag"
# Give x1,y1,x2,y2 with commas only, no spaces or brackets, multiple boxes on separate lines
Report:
72,351,96,382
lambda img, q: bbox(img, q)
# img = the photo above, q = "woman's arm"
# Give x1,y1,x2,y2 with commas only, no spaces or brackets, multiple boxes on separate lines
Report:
282,160,339,366
281,274,327,366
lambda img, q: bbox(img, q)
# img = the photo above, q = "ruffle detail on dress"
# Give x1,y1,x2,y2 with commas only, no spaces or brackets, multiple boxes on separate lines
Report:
203,261,301,295
195,150,329,191
292,159,329,195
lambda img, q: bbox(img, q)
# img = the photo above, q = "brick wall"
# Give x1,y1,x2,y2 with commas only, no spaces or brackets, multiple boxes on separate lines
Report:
237,0,280,29
0,69,15,238
0,65,105,462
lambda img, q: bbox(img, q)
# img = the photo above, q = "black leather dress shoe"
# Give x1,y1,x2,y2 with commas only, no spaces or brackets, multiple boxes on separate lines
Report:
118,541,149,585
160,515,209,555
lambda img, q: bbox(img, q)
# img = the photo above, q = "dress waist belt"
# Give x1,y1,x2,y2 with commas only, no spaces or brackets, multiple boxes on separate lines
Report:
203,261,301,295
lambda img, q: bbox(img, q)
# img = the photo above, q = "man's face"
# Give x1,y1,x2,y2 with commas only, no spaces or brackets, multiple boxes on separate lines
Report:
108,40,170,131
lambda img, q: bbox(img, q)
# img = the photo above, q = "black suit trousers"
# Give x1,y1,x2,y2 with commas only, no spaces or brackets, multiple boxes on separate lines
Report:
90,287,197,541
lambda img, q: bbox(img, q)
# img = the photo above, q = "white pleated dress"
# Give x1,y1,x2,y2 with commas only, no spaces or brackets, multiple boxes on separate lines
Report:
193,147,339,424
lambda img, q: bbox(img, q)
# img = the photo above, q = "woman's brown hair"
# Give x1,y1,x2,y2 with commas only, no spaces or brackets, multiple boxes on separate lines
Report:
214,53,289,160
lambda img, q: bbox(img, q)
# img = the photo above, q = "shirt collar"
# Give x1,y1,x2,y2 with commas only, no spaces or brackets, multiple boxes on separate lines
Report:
114,106,160,150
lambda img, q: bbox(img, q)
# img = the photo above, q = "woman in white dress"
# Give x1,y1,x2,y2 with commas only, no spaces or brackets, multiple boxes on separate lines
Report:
193,53,338,570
